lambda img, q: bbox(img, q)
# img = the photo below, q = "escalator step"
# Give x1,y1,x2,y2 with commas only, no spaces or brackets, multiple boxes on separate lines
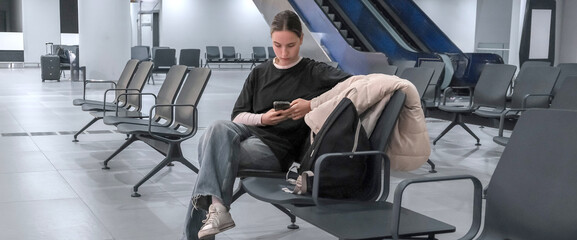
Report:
315,0,324,5
328,13,335,21
340,29,349,37
354,46,362,51
322,6,329,13
346,38,355,46
334,21,342,29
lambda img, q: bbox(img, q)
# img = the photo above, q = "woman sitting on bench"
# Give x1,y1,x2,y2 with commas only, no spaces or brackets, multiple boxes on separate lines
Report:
181,10,351,240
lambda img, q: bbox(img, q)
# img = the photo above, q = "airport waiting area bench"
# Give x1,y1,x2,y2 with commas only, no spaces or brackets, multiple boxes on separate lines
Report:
237,91,458,239
204,46,272,69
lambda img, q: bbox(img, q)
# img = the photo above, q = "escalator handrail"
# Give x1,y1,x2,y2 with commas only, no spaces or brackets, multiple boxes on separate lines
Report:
376,0,462,54
363,0,429,53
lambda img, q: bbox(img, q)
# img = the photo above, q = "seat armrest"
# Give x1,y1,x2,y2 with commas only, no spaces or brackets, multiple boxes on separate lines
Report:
238,169,286,179
110,92,158,116
84,79,116,85
496,107,527,137
103,88,142,109
522,93,552,109
496,93,551,137
441,86,473,106
146,104,198,142
81,80,117,100
312,150,390,205
391,175,483,240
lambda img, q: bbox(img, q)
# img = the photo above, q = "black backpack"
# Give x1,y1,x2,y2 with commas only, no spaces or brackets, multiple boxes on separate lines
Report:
298,98,372,199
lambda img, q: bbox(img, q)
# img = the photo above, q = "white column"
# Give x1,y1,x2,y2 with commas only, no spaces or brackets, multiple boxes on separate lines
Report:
508,0,526,67
22,0,60,63
557,0,577,63
78,0,131,80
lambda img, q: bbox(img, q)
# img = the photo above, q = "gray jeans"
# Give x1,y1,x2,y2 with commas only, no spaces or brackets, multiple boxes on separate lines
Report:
181,120,281,240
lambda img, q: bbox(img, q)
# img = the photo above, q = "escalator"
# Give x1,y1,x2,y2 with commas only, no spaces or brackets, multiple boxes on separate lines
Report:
310,0,434,63
289,0,504,87
365,0,504,87
316,0,374,52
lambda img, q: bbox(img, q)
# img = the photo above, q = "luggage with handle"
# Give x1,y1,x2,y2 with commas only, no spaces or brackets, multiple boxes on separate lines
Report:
41,55,61,82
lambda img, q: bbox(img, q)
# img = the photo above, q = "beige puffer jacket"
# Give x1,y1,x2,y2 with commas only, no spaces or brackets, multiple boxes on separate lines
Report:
305,74,430,171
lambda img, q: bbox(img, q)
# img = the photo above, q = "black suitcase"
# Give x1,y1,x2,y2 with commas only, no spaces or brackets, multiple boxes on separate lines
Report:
41,55,60,82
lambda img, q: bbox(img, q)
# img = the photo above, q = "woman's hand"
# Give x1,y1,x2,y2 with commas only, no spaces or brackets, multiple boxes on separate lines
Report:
261,108,290,126
261,98,311,125
288,98,311,120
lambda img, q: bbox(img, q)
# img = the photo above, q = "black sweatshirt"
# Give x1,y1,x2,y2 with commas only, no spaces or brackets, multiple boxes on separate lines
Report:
232,58,351,170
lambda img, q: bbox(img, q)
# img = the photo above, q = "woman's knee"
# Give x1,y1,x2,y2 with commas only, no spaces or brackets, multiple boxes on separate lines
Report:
198,120,242,161
206,120,235,134
200,121,236,144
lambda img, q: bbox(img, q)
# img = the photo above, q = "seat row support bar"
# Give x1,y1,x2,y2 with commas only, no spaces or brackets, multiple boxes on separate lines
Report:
130,135,198,197
72,117,101,142
433,113,480,146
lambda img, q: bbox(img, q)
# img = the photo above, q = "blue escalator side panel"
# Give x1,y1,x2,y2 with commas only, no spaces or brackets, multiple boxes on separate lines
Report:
290,0,503,86
332,0,429,62
383,0,462,54
289,0,346,65
289,0,391,75
457,53,504,86
380,0,505,86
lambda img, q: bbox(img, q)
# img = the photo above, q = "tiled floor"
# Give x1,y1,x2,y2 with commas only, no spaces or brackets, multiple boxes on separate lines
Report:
0,67,507,240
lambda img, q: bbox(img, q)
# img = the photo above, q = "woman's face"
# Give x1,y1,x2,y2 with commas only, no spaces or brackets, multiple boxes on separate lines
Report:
271,30,303,66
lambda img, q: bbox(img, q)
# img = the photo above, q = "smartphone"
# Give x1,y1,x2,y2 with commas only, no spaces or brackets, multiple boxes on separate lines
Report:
273,101,291,111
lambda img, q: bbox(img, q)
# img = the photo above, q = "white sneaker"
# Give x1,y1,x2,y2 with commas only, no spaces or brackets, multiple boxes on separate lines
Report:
198,203,236,239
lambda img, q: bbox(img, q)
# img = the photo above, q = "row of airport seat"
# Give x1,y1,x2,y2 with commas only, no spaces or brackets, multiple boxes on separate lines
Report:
204,46,275,69
72,59,212,197
132,45,277,75
70,55,577,239
235,59,577,239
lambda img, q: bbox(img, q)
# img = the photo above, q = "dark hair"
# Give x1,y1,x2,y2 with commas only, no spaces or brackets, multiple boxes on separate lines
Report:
270,10,303,38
